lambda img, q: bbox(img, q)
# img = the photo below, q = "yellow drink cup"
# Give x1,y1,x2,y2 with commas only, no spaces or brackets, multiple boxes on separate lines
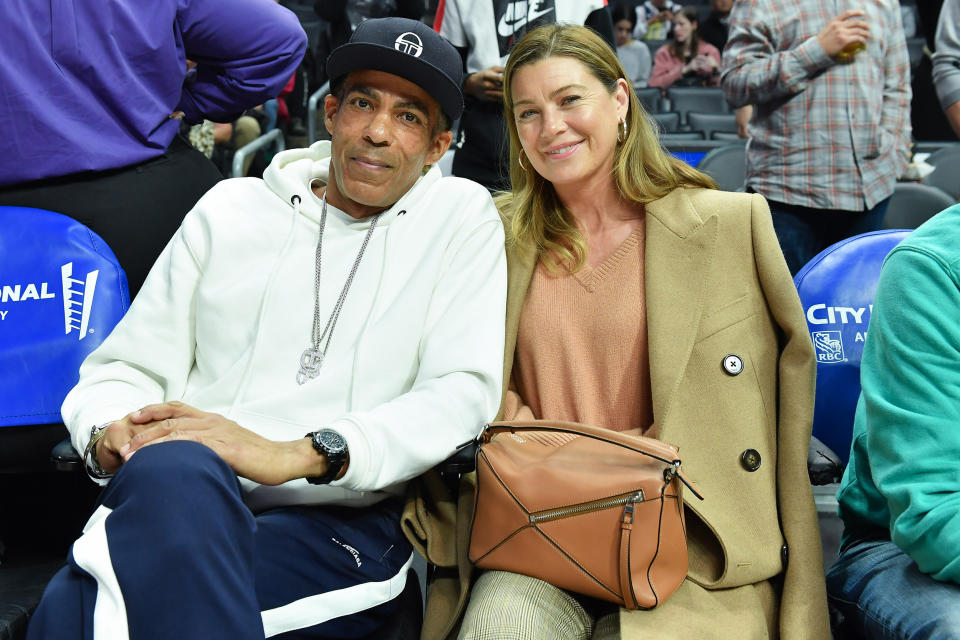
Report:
835,41,866,62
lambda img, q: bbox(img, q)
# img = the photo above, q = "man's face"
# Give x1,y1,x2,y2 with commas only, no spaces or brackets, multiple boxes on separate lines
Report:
323,70,452,219
711,0,733,14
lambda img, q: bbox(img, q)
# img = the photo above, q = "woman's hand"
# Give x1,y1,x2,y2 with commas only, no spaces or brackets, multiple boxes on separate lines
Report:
692,54,718,75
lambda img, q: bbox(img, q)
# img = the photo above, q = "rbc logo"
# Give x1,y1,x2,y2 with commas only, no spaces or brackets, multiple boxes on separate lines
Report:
812,331,845,363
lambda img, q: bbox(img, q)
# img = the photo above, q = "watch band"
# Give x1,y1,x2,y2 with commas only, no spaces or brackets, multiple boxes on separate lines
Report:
84,422,115,481
305,429,348,485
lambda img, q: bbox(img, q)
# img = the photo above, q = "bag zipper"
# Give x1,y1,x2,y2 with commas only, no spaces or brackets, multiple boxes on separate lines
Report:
529,491,645,524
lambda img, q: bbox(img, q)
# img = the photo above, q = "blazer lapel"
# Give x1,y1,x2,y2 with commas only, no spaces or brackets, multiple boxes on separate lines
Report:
645,189,719,439
498,241,537,416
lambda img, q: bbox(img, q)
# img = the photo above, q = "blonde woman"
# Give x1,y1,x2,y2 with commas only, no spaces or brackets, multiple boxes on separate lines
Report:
453,23,828,640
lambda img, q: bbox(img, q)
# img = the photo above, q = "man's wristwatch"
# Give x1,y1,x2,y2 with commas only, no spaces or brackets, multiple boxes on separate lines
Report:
305,428,348,485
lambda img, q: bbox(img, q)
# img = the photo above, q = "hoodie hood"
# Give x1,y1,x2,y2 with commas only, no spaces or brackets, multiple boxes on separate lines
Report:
262,140,442,227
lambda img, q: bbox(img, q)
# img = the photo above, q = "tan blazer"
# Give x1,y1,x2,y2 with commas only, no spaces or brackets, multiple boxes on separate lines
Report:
403,187,829,639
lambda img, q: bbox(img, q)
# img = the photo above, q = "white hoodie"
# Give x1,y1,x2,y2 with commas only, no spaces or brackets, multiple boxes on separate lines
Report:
62,141,507,511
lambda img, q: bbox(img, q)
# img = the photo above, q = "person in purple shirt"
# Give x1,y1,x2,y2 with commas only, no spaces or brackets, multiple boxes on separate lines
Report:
0,0,306,297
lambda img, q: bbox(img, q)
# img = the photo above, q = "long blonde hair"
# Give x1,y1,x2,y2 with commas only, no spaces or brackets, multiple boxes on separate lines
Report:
498,23,716,271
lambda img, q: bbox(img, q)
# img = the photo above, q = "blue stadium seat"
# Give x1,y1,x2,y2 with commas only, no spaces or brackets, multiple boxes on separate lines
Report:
793,229,911,469
0,206,129,640
0,206,129,434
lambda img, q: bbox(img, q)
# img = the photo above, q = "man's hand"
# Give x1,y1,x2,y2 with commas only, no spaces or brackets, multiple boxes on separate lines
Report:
94,413,154,475
463,66,505,102
650,10,673,24
817,10,870,59
118,401,325,486
736,105,753,138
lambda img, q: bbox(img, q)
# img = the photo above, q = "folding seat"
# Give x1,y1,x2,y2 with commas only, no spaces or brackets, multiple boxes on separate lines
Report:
634,86,663,114
923,143,960,200
686,111,738,140
650,111,681,133
665,86,730,126
696,143,746,191
883,182,956,229
793,229,911,571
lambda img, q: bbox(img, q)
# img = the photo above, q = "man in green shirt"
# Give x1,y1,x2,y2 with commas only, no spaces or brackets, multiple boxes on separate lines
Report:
828,203,960,638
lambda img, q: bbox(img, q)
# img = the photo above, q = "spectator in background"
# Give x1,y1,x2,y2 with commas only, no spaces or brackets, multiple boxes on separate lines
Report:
0,0,306,298
910,0,952,141
613,3,653,87
722,2,911,274
633,0,682,41
934,0,960,138
699,0,733,52
313,0,424,89
434,0,614,191
826,204,960,639
649,6,721,90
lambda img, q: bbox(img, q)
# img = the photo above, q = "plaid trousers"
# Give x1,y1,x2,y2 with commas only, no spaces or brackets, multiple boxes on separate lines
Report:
459,570,620,640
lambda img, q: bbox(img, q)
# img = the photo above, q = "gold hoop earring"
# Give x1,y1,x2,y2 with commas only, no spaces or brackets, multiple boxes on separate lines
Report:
518,149,530,171
617,118,628,143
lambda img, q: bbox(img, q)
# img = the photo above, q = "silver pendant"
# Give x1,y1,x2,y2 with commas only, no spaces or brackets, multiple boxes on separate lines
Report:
296,347,324,385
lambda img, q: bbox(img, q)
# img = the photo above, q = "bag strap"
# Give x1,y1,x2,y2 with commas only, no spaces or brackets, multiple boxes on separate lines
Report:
485,420,704,500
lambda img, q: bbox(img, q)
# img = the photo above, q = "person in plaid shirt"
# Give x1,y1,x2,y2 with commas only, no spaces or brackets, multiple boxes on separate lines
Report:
720,1,911,274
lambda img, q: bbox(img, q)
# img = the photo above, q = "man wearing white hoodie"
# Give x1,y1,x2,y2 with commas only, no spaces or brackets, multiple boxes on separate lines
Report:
28,18,506,640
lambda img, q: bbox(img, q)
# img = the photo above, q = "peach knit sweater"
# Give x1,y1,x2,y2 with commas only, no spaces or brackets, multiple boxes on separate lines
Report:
508,223,654,434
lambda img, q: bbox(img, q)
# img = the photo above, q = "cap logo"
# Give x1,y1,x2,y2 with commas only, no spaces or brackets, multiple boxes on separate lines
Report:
395,32,423,57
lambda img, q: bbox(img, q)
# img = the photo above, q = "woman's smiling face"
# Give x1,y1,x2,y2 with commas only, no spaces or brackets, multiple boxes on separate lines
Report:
510,56,628,191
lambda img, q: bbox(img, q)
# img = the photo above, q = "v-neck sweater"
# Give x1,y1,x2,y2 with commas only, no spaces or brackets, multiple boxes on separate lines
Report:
511,222,654,434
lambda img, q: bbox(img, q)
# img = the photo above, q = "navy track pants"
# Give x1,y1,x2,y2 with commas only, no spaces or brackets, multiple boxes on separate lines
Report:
27,441,413,639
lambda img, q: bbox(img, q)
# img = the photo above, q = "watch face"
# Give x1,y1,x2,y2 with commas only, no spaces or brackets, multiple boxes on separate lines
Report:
318,429,347,455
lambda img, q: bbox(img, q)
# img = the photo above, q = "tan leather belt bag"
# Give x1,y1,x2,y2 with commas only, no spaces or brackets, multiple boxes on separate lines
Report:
468,420,703,610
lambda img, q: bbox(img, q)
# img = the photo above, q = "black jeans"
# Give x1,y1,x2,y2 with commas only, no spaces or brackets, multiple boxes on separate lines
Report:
0,135,222,298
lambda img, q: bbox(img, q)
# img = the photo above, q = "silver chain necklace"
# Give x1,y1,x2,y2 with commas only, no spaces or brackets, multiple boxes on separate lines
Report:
296,195,381,385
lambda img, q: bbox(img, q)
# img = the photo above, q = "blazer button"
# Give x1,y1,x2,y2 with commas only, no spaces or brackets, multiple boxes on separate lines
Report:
741,449,761,471
781,543,789,567
722,354,743,376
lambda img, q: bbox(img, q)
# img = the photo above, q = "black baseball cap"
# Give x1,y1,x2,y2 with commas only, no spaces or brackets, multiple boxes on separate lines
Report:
326,18,464,124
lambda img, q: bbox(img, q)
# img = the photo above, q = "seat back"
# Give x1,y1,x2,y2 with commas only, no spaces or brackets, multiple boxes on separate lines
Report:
697,143,746,191
642,39,668,60
0,206,129,427
923,143,960,199
687,111,737,140
711,131,743,142
883,182,956,229
793,229,911,466
634,87,663,114
650,111,681,133
660,131,705,143
665,86,729,125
